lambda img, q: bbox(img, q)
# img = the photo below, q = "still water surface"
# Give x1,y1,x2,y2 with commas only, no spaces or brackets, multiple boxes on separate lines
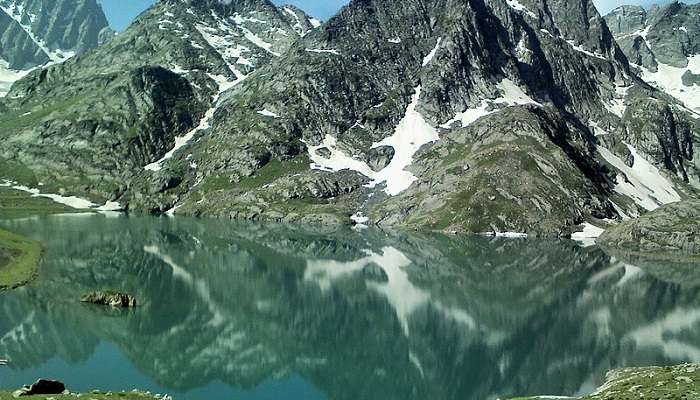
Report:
1,214,699,400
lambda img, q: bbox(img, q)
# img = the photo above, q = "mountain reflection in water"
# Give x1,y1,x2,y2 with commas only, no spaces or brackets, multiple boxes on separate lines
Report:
1,214,700,400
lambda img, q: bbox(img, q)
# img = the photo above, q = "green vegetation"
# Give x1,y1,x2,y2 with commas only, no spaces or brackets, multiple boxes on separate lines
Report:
508,364,700,400
0,228,41,290
237,158,309,189
0,392,160,400
0,186,79,219
0,95,83,131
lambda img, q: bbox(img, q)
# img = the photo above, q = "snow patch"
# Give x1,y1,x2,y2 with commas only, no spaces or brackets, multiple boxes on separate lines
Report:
304,86,440,195
441,78,540,128
607,84,630,118
257,109,279,118
641,54,700,113
506,0,537,18
371,86,441,195
598,142,681,211
0,59,31,97
309,18,321,28
571,223,606,247
422,38,442,66
350,212,369,225
305,48,341,55
0,180,122,211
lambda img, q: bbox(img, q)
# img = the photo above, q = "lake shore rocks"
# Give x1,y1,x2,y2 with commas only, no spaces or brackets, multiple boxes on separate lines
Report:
598,200,700,257
81,291,137,308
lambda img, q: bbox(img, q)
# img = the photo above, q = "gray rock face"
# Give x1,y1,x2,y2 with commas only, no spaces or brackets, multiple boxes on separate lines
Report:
598,199,700,255
605,5,647,36
605,2,700,69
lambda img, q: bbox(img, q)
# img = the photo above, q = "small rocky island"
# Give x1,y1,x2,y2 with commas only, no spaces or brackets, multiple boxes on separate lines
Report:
81,291,137,308
598,200,700,258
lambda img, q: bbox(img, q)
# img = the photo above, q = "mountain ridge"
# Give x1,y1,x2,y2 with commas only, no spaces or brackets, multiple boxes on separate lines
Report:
0,0,698,236
0,0,112,95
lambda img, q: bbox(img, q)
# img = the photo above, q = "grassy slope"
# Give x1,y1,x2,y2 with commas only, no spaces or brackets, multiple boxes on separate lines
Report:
0,228,41,290
509,364,700,399
0,186,80,219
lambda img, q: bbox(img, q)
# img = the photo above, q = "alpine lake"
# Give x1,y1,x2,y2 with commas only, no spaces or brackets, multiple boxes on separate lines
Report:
1,213,699,400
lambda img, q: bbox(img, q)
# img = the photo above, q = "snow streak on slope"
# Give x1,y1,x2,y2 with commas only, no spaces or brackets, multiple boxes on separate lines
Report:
422,38,442,66
306,79,543,195
598,143,681,211
145,75,240,172
0,180,122,211
305,86,440,195
506,0,537,18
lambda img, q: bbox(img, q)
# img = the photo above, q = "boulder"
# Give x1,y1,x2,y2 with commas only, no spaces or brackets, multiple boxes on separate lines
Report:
81,291,137,308
13,379,66,397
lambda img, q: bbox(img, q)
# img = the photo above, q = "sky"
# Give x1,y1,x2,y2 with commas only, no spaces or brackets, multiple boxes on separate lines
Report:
99,0,698,31
98,0,349,31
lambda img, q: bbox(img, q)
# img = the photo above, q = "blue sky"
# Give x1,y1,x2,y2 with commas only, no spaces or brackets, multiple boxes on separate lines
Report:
98,0,349,31
98,0,697,31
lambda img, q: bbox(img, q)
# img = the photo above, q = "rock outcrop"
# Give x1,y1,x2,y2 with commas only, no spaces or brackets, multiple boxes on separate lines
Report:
598,199,700,256
81,291,137,308
12,379,66,397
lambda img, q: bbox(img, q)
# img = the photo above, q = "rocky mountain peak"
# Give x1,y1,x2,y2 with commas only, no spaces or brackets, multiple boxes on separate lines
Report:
604,1,700,113
605,4,647,36
0,0,111,95
0,0,110,67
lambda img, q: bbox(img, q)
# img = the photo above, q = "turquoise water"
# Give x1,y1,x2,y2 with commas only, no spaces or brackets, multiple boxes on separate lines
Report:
1,214,699,400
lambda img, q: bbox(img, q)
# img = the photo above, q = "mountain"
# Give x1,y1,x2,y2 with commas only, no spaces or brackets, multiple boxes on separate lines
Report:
0,0,318,208
0,0,112,96
0,0,698,235
604,1,700,112
163,0,698,233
